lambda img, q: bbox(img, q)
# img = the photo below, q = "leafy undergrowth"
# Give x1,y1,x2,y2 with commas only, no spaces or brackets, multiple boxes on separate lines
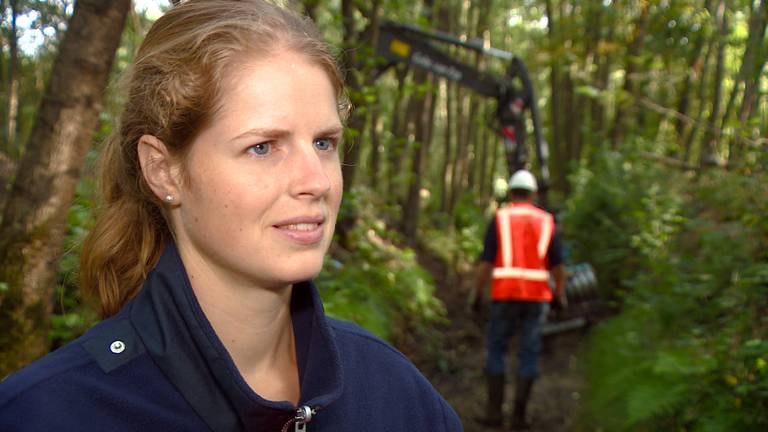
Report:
318,186,447,345
568,150,768,431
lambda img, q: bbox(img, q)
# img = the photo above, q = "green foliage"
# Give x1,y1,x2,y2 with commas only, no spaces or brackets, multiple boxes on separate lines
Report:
52,168,98,347
571,157,768,430
420,191,487,275
565,142,686,300
318,186,446,343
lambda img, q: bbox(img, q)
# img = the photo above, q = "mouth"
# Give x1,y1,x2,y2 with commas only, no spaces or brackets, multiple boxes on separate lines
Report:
280,222,321,231
273,215,326,245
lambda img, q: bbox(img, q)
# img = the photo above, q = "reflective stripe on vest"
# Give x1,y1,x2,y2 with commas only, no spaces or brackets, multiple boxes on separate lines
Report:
492,267,549,280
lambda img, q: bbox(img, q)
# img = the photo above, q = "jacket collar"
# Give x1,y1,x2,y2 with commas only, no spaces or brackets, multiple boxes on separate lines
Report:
129,243,343,431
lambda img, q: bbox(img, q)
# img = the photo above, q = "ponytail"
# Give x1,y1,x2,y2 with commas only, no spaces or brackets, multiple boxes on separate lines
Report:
80,199,169,318
80,134,171,318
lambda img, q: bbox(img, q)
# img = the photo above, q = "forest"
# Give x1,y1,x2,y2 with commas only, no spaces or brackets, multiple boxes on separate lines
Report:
0,0,766,430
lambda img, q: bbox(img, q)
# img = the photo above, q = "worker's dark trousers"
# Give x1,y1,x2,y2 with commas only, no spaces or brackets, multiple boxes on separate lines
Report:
485,301,546,378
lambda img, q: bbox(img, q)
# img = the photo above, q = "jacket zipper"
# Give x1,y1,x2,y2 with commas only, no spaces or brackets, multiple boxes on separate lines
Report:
280,405,316,432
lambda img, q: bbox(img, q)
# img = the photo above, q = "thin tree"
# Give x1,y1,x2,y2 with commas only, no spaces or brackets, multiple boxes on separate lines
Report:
610,2,651,148
5,0,19,156
335,0,381,245
402,71,433,239
728,0,767,162
683,32,715,163
674,28,706,145
699,0,728,167
545,0,565,191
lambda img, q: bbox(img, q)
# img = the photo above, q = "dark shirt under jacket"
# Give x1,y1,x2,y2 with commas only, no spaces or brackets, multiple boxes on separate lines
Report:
0,243,462,432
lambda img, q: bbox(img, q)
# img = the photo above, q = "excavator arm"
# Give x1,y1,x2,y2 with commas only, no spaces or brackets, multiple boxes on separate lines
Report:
374,21,550,204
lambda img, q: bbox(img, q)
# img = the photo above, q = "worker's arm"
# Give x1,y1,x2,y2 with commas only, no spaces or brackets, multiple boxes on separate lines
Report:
470,261,494,312
470,217,498,313
551,264,567,308
547,229,568,309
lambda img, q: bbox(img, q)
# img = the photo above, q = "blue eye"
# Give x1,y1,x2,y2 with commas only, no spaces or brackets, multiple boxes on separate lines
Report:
314,138,335,151
248,143,271,155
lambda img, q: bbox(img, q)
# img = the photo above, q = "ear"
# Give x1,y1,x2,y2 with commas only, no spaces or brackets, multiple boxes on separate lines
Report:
137,135,181,204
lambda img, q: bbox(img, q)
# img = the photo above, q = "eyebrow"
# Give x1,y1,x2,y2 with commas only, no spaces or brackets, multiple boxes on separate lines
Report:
230,128,289,142
230,125,344,142
317,125,345,137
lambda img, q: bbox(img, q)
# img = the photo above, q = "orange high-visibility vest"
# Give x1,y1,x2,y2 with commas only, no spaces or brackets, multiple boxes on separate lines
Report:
491,202,555,301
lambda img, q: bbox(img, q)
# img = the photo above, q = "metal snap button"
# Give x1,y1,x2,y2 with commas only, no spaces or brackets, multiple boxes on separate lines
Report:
110,340,126,354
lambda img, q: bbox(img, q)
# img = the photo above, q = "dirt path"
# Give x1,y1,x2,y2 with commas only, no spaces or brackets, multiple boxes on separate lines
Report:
405,248,588,431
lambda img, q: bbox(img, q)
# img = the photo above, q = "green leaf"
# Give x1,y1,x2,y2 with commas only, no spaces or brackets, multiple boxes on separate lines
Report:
574,85,602,99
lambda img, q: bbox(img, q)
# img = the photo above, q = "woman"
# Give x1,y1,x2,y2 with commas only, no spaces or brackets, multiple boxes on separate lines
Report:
0,1,462,430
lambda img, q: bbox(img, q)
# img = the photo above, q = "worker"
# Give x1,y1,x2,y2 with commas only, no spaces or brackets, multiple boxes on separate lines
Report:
471,169,566,430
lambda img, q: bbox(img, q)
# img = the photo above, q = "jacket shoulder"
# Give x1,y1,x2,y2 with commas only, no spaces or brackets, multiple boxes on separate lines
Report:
0,337,92,410
327,318,412,363
327,318,463,431
0,311,143,411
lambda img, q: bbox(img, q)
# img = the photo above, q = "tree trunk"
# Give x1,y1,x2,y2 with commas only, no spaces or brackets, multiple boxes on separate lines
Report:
699,0,728,167
683,34,715,163
387,66,410,202
610,2,650,148
336,0,381,244
457,0,491,201
674,32,705,145
368,101,381,192
729,0,767,162
298,0,320,22
545,0,566,192
563,68,578,180
592,22,614,156
339,0,363,197
489,123,500,196
739,58,766,123
448,83,471,215
477,104,490,196
0,0,131,377
564,2,581,194
582,0,604,165
0,151,14,211
0,0,6,149
436,0,458,214
5,0,19,156
720,0,765,136
440,81,454,213
402,73,433,240
423,76,439,197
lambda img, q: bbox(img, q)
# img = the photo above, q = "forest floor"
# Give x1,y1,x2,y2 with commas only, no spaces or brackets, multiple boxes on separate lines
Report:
401,248,590,432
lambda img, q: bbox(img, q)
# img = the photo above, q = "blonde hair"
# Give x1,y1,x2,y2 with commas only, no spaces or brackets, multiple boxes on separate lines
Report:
81,0,347,318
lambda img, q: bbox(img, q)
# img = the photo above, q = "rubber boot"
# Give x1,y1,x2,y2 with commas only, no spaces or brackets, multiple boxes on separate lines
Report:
509,376,534,430
475,372,505,427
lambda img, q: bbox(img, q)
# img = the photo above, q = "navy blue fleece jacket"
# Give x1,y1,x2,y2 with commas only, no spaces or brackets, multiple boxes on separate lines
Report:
0,244,463,431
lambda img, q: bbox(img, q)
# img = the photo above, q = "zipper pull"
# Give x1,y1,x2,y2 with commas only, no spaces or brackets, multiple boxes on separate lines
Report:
280,406,315,432
294,405,313,432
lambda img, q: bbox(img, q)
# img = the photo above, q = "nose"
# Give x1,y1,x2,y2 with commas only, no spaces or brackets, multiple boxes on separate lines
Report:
289,142,332,198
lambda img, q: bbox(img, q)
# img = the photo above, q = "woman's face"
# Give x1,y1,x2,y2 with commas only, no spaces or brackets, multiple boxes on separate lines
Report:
170,50,343,291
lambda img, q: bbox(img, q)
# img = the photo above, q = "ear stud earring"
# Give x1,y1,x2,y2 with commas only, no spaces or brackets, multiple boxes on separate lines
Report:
165,194,174,203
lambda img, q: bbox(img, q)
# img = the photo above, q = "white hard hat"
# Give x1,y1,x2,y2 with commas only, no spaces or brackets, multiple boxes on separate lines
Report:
508,170,538,192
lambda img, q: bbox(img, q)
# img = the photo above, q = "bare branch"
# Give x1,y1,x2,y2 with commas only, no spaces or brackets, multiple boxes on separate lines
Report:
638,97,765,149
